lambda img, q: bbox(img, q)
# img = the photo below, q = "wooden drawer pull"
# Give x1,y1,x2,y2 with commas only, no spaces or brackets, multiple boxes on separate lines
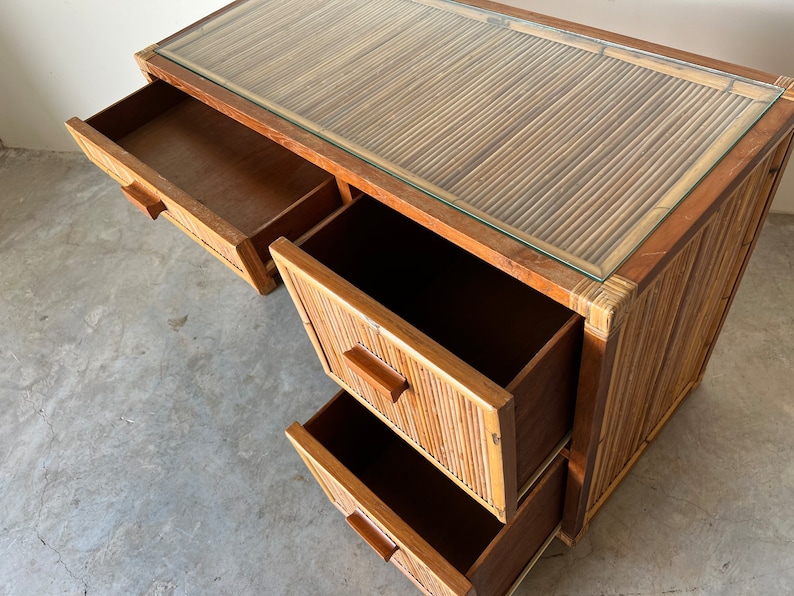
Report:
343,345,408,403
346,510,398,562
120,182,166,220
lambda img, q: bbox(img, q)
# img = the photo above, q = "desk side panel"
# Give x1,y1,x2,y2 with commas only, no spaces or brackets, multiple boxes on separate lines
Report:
581,131,793,531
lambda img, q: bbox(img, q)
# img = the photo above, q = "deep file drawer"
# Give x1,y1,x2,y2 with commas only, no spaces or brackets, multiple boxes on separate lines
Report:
66,79,343,294
271,198,582,521
287,391,567,596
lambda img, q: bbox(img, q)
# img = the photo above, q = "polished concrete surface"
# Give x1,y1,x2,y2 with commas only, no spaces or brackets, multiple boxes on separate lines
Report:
1,148,792,595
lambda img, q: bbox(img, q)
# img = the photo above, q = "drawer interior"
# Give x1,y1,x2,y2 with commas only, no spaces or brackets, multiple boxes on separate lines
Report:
299,197,577,388
87,80,341,247
306,391,504,572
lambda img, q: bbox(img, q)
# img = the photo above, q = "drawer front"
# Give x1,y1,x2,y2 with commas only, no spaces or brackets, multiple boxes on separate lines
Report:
159,199,249,274
271,238,517,522
66,114,273,292
286,399,567,596
287,420,476,596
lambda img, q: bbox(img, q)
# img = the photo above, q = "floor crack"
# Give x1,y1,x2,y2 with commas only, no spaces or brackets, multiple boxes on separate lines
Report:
36,531,88,595
25,390,88,594
631,473,715,519
549,538,595,596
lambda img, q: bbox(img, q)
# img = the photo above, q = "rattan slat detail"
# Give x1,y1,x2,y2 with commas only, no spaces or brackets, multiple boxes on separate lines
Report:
67,118,249,274
157,0,782,280
298,451,456,594
285,266,502,514
586,147,780,514
161,205,243,271
392,549,458,596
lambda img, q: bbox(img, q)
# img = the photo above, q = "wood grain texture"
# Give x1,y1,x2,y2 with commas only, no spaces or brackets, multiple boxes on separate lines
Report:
347,510,400,562
343,345,409,404
560,322,622,541
509,315,581,490
468,457,567,596
120,182,166,220
105,3,794,578
249,177,343,255
65,115,257,282
134,44,158,83
271,197,582,523
113,94,334,238
286,414,476,595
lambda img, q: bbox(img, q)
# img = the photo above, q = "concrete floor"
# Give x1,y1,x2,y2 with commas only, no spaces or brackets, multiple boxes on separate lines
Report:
1,147,792,596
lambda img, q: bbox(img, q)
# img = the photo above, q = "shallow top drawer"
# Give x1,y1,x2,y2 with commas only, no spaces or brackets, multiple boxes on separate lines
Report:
66,79,342,294
271,198,582,521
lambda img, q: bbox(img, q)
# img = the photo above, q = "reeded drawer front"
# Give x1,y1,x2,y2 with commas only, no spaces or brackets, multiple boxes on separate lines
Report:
287,391,567,596
271,198,582,522
66,79,342,294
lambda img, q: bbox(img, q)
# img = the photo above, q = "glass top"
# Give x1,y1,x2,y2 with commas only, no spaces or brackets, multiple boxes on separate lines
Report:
157,0,783,280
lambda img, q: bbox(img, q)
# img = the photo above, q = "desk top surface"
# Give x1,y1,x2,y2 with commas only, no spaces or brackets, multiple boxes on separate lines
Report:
157,0,782,280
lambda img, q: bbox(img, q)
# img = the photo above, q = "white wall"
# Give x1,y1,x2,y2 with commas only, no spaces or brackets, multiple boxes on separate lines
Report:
505,0,794,212
0,0,227,150
1,0,793,212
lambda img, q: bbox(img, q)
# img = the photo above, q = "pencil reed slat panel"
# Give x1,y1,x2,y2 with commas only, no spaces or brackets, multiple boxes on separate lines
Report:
160,203,245,271
585,150,777,513
287,417,477,596
282,265,506,519
391,550,458,596
157,0,781,279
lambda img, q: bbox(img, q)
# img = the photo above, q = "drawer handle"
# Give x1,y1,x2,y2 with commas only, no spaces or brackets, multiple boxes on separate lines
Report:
346,510,398,562
120,182,166,220
343,345,408,403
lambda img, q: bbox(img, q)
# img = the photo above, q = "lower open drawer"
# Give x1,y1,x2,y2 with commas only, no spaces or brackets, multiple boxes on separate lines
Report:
286,391,567,596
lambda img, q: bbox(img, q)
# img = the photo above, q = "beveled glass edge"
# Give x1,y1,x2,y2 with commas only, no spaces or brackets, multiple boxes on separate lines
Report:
154,0,785,282
416,0,783,100
158,0,783,102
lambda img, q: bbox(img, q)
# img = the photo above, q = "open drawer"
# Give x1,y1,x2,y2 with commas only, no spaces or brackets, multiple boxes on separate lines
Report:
288,391,566,596
66,79,343,294
271,198,582,522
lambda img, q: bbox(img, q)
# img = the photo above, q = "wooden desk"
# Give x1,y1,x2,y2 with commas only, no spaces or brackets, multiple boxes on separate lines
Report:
66,1,794,593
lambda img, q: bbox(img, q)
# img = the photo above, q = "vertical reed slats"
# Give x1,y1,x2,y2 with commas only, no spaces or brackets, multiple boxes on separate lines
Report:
284,267,501,514
157,0,782,280
586,152,776,510
161,203,243,270
392,549,458,596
